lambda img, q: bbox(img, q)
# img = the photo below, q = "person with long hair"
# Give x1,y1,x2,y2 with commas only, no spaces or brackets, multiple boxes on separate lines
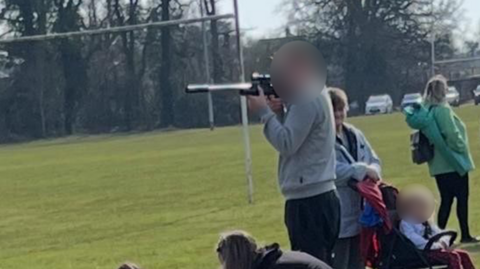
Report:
216,230,332,269
422,75,477,244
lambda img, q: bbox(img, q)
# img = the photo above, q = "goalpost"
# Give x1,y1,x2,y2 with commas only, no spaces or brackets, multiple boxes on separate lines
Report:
0,0,255,204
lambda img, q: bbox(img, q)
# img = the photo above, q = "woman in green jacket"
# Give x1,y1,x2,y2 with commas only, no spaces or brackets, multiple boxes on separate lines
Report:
423,75,477,243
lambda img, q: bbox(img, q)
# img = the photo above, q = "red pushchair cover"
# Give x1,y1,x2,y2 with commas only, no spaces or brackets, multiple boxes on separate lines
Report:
352,179,397,267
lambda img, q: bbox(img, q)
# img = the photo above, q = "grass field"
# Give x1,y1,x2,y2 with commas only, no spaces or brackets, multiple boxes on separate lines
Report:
1,105,479,269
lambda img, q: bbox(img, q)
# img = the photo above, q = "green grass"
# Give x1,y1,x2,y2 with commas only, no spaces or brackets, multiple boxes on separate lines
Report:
0,105,479,269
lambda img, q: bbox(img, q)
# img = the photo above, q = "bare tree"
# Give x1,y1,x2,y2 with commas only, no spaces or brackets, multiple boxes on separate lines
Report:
0,0,52,138
203,0,222,83
465,40,479,57
285,0,461,105
53,0,88,135
112,0,154,130
158,0,173,127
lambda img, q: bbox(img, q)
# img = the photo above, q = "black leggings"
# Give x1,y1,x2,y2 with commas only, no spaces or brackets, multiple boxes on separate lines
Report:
435,172,471,239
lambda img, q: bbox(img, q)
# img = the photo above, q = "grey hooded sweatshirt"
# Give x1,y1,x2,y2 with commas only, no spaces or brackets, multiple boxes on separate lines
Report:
258,88,337,200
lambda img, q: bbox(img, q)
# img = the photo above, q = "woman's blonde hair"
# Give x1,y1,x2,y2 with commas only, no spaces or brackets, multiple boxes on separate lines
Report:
216,230,258,269
424,75,448,105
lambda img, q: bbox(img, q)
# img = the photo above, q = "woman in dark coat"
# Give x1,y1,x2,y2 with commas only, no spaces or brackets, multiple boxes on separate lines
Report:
216,231,332,269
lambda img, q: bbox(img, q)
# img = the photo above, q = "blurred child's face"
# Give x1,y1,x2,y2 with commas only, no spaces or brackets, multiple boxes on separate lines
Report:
407,197,432,223
398,185,435,224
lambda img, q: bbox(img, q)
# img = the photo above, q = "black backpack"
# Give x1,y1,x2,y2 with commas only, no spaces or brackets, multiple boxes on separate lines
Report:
410,106,436,165
411,131,434,165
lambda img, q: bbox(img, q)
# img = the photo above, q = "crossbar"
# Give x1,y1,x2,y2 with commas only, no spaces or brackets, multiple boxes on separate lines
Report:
0,14,235,44
435,57,480,65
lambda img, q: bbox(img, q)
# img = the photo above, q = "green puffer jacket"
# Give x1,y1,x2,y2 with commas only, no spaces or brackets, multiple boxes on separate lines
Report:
405,102,475,176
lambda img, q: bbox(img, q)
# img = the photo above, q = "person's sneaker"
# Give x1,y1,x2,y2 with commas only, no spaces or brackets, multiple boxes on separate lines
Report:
460,236,480,244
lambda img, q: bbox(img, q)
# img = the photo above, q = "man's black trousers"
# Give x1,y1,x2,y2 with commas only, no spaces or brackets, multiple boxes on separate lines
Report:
285,190,341,265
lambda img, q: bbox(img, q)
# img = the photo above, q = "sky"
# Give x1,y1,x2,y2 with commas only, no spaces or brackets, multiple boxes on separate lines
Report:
459,0,480,39
219,0,287,38
220,0,480,40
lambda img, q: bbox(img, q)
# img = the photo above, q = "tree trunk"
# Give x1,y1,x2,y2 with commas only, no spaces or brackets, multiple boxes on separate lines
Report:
211,20,221,82
124,40,138,130
55,0,88,135
205,0,221,83
159,0,173,127
36,0,47,137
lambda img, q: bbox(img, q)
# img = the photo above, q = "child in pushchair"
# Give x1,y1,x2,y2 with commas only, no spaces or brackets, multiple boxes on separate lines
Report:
351,179,475,269
397,185,475,269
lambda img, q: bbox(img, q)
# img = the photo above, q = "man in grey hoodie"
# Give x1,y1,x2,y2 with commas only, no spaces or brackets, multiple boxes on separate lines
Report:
248,41,340,265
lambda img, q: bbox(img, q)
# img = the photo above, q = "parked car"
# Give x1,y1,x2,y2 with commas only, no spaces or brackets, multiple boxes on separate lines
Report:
446,86,460,106
348,101,361,116
401,93,423,109
473,85,480,105
365,94,393,115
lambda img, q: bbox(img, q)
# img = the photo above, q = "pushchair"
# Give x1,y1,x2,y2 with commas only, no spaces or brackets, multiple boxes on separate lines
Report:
349,179,457,269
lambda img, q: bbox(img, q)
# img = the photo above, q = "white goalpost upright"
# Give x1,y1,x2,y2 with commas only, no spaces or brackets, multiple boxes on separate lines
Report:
232,0,254,204
0,0,255,204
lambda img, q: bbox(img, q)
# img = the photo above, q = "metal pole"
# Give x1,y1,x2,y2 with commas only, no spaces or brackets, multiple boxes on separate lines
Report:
199,0,215,130
431,32,436,76
430,0,435,76
233,0,254,204
0,14,235,43
435,56,480,64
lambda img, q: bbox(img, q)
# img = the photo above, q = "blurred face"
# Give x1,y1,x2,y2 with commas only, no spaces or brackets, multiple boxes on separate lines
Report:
407,197,432,223
397,185,435,224
270,41,326,101
271,55,311,98
285,57,314,87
